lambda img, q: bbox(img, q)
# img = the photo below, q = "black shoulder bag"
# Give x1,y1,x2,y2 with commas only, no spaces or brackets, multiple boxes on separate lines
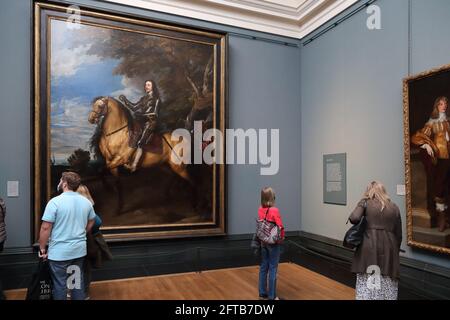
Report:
343,200,367,249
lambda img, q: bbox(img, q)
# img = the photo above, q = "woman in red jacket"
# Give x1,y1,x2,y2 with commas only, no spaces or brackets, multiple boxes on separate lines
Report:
258,187,285,300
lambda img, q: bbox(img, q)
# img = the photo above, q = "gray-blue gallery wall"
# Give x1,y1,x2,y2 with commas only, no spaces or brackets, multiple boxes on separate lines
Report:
300,0,450,268
0,0,301,247
2,0,447,272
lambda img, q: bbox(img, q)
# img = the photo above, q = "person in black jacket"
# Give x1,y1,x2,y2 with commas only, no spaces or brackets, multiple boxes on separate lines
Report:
76,184,111,300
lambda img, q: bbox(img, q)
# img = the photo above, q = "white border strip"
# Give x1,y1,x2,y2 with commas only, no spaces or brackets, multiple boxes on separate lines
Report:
103,0,358,39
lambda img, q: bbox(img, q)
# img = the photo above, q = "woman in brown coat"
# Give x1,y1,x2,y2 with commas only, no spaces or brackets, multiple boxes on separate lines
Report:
349,181,402,300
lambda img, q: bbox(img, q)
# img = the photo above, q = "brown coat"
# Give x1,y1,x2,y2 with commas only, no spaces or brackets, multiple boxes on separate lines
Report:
349,199,402,279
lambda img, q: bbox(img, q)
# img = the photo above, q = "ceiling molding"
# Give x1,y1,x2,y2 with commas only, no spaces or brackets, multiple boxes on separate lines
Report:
103,0,359,39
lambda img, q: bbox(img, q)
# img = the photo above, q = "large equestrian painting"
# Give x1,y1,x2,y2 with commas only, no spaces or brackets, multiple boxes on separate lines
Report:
34,3,226,241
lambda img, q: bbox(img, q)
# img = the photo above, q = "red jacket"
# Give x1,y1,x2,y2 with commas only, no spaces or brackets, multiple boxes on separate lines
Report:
258,206,285,241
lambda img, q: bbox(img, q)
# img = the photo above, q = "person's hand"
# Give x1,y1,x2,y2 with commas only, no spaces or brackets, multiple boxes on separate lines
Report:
38,248,48,260
421,144,434,157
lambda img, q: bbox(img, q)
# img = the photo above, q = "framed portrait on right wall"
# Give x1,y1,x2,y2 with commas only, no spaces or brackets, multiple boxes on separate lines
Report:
404,63,450,255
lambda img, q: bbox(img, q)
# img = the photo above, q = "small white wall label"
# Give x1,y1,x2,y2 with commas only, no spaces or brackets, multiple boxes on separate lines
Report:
7,181,19,197
397,184,405,196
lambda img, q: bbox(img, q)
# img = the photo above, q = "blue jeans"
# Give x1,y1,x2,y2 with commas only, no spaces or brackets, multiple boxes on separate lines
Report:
49,257,86,300
258,244,281,300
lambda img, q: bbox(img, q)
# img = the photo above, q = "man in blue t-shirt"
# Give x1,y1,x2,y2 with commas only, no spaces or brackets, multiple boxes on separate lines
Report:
38,172,95,300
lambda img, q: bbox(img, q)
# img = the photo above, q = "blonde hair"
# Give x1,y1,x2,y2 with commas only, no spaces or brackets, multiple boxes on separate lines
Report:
261,187,276,208
364,181,390,211
77,184,95,205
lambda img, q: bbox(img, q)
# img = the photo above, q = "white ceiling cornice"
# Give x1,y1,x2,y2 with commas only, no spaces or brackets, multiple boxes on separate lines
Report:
104,0,359,39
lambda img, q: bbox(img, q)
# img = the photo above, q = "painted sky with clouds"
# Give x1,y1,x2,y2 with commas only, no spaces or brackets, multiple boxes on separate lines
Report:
50,19,142,164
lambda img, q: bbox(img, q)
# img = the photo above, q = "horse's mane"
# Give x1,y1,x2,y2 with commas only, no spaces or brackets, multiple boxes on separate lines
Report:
89,96,134,161
111,96,135,127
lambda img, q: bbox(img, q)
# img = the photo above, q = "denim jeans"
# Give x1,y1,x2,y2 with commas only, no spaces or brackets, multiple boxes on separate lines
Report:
49,257,85,300
258,244,281,300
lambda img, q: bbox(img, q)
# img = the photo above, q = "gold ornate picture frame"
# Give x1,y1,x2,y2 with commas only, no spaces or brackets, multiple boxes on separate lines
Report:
33,2,227,242
403,63,450,255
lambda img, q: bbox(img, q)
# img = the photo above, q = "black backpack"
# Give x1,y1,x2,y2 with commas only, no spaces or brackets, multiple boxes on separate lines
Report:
26,258,53,300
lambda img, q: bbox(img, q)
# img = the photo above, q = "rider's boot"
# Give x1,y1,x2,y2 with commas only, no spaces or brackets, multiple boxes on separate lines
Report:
130,148,143,172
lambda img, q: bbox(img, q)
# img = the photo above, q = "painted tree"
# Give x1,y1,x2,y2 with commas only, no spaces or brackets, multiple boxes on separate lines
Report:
67,148,91,174
74,27,214,128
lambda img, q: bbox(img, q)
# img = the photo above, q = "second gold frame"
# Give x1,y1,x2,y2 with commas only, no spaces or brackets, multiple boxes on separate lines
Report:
404,63,450,255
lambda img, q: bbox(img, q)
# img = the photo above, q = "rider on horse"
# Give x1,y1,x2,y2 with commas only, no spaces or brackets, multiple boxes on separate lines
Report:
119,79,161,172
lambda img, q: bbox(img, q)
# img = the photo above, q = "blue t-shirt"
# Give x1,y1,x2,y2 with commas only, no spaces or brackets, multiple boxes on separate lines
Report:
42,191,96,261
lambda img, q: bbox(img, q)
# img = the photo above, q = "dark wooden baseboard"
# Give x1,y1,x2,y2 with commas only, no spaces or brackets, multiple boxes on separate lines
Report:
0,233,295,290
288,231,450,300
1,230,449,300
